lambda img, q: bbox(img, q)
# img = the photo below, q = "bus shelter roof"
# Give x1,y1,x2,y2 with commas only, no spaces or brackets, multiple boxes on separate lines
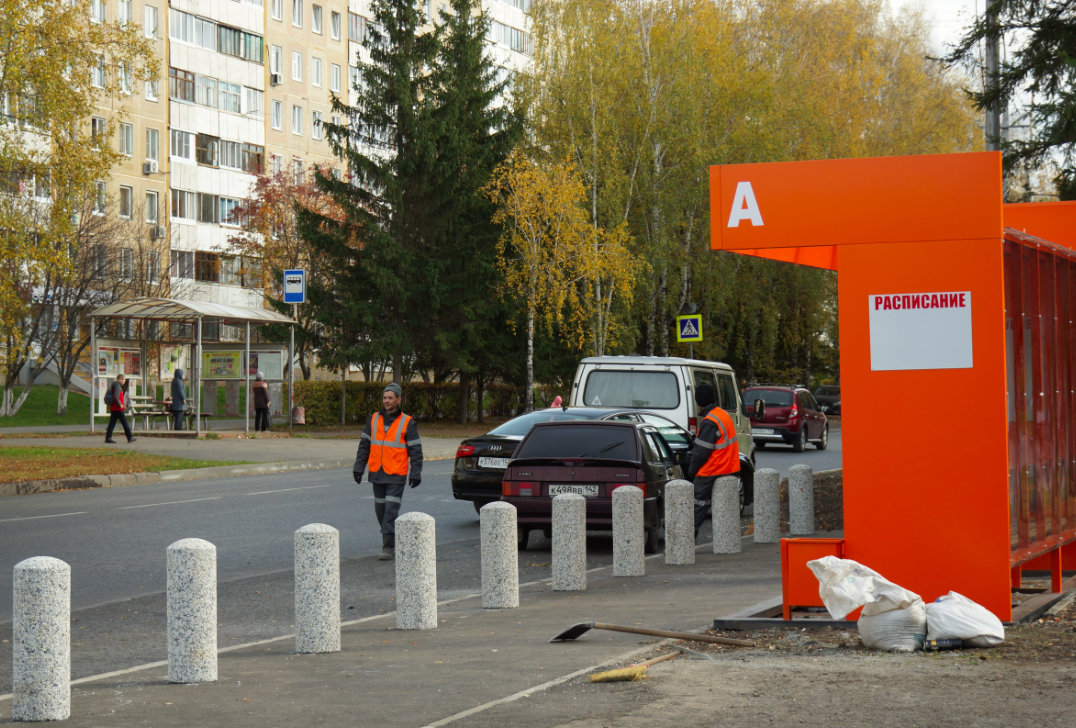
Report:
88,297,295,326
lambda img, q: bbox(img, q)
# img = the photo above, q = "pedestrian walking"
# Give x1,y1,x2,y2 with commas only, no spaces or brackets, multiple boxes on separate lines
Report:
253,372,270,432
352,383,423,560
170,369,187,430
686,384,739,540
104,374,137,444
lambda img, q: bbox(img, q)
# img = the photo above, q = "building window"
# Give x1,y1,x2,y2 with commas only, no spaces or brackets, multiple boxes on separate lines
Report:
292,105,303,135
292,0,303,27
219,82,241,113
91,0,105,23
94,181,107,214
171,189,195,219
348,12,363,42
272,0,283,21
91,116,106,145
120,247,134,280
169,8,193,43
219,25,242,56
271,100,283,130
330,63,341,92
312,5,322,33
312,57,322,87
220,197,242,226
489,21,533,55
195,252,220,282
146,250,160,284
312,111,322,139
145,6,158,39
270,154,282,175
119,187,133,218
195,16,217,50
292,51,303,81
196,75,218,108
146,128,159,161
118,63,133,94
331,11,341,39
92,56,106,88
197,194,220,224
349,66,359,95
171,250,194,279
146,191,159,223
221,140,241,170
242,144,265,175
145,77,159,101
170,129,193,160
245,87,264,118
118,0,132,25
271,45,283,74
196,133,219,167
292,158,303,185
168,68,195,102
119,123,133,156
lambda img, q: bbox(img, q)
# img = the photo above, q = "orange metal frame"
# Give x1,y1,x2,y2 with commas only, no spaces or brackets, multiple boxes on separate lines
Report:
711,152,1076,620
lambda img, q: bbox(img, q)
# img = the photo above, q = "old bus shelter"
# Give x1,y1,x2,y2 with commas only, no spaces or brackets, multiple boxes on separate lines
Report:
88,298,296,436
712,151,1076,621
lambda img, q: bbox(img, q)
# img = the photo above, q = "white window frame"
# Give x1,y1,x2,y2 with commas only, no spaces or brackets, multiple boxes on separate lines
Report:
312,110,323,139
330,63,341,92
91,0,105,24
146,128,159,162
119,186,133,219
272,0,283,21
146,249,160,284
292,0,303,27
312,5,322,34
145,76,159,101
292,51,303,81
144,6,158,39
94,181,107,214
292,105,303,135
119,122,134,156
331,11,341,40
271,45,283,74
271,100,283,130
312,57,322,87
145,191,159,224
170,129,194,161
92,56,106,88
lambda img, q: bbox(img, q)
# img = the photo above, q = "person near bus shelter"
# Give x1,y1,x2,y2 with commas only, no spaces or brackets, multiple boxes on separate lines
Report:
687,384,739,540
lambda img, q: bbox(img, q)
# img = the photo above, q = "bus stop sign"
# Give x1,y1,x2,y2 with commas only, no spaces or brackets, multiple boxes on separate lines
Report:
283,269,306,304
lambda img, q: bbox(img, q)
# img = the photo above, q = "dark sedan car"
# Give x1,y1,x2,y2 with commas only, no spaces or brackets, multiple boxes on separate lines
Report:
813,385,841,415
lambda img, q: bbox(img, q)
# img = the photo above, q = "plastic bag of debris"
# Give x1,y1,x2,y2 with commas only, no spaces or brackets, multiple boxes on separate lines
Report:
857,602,928,651
925,592,1005,648
807,556,923,619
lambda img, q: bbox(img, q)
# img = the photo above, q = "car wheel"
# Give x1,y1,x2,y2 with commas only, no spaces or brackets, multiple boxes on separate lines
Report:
792,427,807,452
517,527,531,550
644,527,660,554
815,424,829,451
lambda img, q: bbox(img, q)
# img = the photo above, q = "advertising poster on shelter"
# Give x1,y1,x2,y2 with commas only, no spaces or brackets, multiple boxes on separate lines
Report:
160,345,189,381
247,351,283,380
98,347,118,375
203,351,242,378
121,350,141,376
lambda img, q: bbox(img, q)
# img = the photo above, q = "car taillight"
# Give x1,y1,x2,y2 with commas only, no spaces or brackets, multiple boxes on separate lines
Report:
455,444,475,458
790,406,798,419
611,483,647,497
502,481,536,496
688,417,697,435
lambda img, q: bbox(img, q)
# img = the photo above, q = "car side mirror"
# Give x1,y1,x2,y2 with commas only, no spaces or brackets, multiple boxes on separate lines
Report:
667,441,690,452
753,399,766,420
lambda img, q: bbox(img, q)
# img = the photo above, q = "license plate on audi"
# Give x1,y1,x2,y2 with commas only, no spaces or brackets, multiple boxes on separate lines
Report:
548,484,599,497
754,428,775,435
478,457,511,470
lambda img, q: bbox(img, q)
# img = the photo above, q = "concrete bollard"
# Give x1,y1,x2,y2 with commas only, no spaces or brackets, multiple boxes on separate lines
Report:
552,493,586,591
396,512,438,629
712,475,742,554
13,557,70,722
664,480,695,565
612,486,645,576
789,464,815,535
481,502,519,609
294,523,341,653
753,468,781,543
167,538,217,683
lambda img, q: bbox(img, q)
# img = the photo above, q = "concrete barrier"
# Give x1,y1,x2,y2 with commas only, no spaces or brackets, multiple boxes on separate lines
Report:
664,480,695,565
612,485,645,576
12,557,70,721
712,475,742,554
480,502,519,609
552,493,586,591
167,538,217,683
789,464,815,535
396,512,438,629
753,468,781,543
294,524,341,653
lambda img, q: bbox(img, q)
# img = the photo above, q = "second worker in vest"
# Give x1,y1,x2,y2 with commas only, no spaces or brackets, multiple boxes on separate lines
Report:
686,384,740,541
353,383,423,560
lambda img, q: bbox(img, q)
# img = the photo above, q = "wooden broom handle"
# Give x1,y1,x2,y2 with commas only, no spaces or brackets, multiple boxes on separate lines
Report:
593,622,755,647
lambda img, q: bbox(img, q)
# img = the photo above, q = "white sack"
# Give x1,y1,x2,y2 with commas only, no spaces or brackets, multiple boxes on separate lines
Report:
807,555,923,619
925,591,1005,647
857,602,927,652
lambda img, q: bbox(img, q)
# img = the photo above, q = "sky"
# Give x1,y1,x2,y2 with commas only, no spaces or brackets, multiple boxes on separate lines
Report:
893,0,980,52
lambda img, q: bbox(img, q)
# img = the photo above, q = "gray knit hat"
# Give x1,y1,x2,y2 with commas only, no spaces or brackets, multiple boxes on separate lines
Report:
383,382,402,397
256,371,264,381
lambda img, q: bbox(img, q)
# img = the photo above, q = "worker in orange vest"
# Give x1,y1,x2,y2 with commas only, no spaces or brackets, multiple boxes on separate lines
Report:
353,383,423,560
686,384,740,540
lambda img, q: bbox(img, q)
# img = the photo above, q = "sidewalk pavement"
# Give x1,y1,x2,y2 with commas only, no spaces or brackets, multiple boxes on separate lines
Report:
0,538,781,727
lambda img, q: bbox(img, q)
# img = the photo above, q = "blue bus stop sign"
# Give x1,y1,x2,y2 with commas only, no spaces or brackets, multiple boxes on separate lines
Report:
283,269,306,304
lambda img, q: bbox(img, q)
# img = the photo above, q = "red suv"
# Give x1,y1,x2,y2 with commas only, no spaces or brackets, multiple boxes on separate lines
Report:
744,386,828,452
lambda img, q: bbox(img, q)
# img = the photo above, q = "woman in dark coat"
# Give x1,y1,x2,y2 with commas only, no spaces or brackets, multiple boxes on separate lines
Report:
253,371,271,432
170,368,187,431
105,374,136,444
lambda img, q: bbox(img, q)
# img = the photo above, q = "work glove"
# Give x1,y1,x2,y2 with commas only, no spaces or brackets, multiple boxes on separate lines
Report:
352,472,363,485
409,478,421,489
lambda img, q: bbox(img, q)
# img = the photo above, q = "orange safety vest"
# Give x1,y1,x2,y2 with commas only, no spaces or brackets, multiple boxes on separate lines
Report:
697,407,740,477
368,411,413,476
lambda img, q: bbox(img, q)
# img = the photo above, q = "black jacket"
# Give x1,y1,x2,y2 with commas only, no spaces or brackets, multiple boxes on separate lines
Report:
353,408,423,485
170,370,187,412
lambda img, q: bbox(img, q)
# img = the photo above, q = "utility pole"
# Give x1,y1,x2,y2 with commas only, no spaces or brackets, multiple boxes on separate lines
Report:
984,0,1002,152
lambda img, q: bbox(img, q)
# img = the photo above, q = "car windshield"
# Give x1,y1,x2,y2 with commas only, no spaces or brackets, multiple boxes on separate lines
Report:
488,410,597,437
514,426,638,460
583,371,679,409
815,386,840,396
638,413,691,445
748,389,794,406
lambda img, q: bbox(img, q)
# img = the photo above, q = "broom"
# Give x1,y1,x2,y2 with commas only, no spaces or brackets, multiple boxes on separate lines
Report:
589,651,679,683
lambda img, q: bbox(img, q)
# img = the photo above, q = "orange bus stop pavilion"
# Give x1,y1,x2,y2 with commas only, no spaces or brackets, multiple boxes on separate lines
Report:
711,151,1076,621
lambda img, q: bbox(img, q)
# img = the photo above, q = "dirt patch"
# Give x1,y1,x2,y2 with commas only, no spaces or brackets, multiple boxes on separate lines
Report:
743,468,843,536
0,446,249,482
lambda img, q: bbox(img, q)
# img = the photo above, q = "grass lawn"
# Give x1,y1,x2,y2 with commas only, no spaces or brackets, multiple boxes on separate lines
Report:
0,446,251,483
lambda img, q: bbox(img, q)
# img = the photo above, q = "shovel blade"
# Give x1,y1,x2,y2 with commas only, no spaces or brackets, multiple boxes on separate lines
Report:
548,621,597,643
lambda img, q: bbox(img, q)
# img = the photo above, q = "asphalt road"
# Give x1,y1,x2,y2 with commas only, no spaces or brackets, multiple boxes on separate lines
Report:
752,425,842,477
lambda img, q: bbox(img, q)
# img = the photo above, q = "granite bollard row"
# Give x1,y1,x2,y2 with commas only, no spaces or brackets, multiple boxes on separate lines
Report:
612,485,645,577
789,464,815,535
396,512,439,629
481,502,519,609
753,468,781,543
664,480,695,565
12,556,71,722
712,475,742,554
167,538,218,684
294,524,341,654
553,493,587,591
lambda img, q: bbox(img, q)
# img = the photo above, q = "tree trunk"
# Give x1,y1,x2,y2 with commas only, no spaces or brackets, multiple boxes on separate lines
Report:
392,350,403,385
456,369,471,425
657,266,669,356
525,302,535,413
476,368,485,425
300,350,311,380
1,380,14,417
57,382,70,416
341,371,347,426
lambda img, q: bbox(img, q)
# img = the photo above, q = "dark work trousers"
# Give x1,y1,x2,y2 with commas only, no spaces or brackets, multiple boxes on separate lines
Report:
372,481,406,546
106,411,133,441
693,470,740,535
172,411,185,430
255,408,270,431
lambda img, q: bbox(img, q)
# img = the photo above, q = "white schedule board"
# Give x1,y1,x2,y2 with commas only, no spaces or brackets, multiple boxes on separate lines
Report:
869,291,973,371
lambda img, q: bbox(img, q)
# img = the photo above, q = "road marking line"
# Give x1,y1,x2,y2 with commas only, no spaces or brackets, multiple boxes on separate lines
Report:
245,484,335,496
118,497,221,510
0,512,87,523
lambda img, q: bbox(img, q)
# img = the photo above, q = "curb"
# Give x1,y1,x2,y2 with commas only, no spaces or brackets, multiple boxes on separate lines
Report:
0,459,354,499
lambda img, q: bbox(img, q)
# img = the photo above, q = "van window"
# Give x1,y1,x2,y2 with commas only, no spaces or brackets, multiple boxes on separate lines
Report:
718,374,738,413
583,371,679,409
692,369,718,409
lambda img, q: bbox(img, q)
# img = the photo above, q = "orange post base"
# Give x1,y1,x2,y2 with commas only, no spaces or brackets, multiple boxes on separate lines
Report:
781,538,845,620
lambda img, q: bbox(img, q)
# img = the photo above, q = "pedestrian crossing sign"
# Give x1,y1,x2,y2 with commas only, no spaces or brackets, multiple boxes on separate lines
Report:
676,315,703,343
